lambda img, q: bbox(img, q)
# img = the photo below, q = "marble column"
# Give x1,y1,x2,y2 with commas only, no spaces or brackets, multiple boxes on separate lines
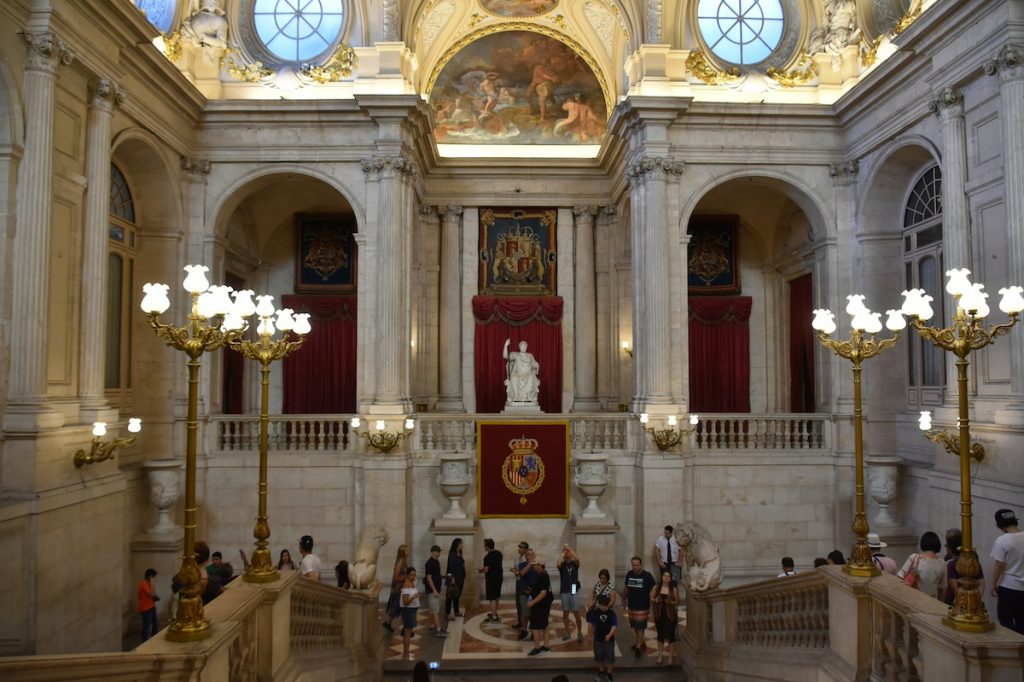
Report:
627,157,685,409
79,78,124,419
5,32,73,424
928,87,970,272
437,205,464,411
362,156,415,410
573,206,600,410
985,45,1024,406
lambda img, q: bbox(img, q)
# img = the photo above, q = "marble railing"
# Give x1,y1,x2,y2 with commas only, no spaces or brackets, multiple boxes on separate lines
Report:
0,572,383,682
682,567,1024,682
210,412,829,455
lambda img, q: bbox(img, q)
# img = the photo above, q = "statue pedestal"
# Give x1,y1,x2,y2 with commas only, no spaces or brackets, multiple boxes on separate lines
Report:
501,403,542,414
432,518,480,610
572,517,619,596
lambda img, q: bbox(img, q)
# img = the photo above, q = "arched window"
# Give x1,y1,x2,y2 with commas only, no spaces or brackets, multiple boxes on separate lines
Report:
134,0,177,33
696,0,785,66
903,165,944,406
107,163,138,407
252,0,346,63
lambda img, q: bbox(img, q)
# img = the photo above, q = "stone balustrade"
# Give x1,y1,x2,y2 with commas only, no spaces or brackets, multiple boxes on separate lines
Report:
695,414,830,450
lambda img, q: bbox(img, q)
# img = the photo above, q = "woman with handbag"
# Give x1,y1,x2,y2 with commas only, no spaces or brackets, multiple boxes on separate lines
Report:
445,538,466,620
897,531,947,600
650,569,680,666
383,544,410,632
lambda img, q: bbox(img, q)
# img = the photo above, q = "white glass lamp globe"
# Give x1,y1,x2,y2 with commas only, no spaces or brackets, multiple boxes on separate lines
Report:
255,295,275,319
945,268,972,296
918,411,932,431
92,422,107,437
293,313,312,335
128,418,142,433
182,265,210,294
998,286,1024,314
140,282,171,314
811,309,837,335
885,310,906,331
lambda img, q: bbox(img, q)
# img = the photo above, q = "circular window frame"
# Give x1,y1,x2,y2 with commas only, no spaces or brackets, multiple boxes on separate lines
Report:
240,0,350,68
691,0,802,72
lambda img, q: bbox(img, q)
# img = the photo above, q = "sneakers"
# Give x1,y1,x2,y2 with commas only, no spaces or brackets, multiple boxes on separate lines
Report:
562,633,572,642
634,644,643,659
528,647,543,657
517,630,530,640
436,629,448,637
594,674,607,682
540,646,551,653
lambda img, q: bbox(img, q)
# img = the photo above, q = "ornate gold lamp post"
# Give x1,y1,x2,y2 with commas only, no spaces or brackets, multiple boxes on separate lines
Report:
812,297,906,576
639,413,699,451
140,265,250,642
901,269,1024,631
228,295,311,583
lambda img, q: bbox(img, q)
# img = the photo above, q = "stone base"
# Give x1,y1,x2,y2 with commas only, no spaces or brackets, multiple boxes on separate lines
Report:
572,517,619,592
432,518,480,607
131,534,185,637
501,403,542,414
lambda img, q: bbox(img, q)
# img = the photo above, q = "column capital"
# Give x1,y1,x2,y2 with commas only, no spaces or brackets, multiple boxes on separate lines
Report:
627,156,685,181
601,205,619,220
180,156,211,176
20,31,74,74
983,44,1024,83
927,86,964,119
441,204,463,219
573,206,599,220
361,154,417,178
89,78,125,112
829,160,859,186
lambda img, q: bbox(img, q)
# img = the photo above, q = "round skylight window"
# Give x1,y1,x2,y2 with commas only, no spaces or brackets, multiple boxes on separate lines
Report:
696,0,785,66
253,0,345,62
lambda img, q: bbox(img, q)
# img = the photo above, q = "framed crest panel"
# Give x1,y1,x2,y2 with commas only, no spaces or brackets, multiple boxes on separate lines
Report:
477,420,569,518
295,214,356,292
688,216,740,295
479,207,557,295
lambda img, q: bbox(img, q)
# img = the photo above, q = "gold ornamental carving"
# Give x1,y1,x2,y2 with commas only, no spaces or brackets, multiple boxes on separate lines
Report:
891,0,924,38
221,46,273,83
300,44,358,83
685,51,740,85
766,55,817,87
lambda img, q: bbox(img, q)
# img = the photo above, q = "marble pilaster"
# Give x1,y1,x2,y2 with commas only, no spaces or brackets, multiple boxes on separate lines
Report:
573,206,599,410
79,78,124,420
437,205,464,411
5,32,73,430
928,87,970,273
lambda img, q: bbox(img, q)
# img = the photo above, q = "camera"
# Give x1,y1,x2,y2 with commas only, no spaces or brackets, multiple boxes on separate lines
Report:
428,661,440,670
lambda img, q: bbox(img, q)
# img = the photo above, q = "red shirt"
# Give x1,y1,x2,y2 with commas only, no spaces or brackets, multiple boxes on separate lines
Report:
138,579,156,612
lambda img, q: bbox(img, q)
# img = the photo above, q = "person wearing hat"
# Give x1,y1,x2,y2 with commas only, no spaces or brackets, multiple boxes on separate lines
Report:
867,533,897,575
299,535,322,581
991,509,1024,634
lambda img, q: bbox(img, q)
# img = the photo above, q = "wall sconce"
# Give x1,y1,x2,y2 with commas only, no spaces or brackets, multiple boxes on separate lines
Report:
351,416,415,453
74,418,142,467
621,341,633,358
919,412,985,462
640,413,698,451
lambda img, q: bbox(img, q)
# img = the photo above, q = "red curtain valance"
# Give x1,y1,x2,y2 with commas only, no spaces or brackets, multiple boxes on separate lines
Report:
472,296,563,326
688,296,752,325
286,295,357,321
282,295,357,414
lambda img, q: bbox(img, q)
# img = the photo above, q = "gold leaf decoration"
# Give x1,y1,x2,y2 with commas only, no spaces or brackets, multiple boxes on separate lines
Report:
859,35,882,68
686,51,740,85
766,54,817,87
221,46,273,83
162,31,183,63
300,44,358,83
892,0,923,38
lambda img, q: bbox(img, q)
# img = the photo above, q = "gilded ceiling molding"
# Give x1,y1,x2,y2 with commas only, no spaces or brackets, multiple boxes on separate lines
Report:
766,54,818,87
162,31,184,63
424,22,613,116
221,45,273,83
685,51,740,85
299,44,359,83
891,0,924,38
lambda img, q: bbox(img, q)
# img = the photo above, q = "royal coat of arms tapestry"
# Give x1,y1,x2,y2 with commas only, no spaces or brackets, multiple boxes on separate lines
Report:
687,216,740,295
479,208,557,296
295,214,356,292
477,421,569,518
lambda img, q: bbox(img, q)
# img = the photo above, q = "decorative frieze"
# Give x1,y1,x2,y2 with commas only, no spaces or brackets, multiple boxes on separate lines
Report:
645,0,662,44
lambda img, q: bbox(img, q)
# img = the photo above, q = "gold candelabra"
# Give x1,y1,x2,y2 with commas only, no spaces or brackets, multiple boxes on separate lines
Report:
902,269,1023,632
140,266,250,642
73,419,142,467
812,298,906,577
351,416,414,453
228,296,310,583
640,413,699,451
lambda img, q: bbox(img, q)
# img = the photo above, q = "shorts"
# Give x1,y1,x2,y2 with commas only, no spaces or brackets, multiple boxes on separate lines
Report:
518,593,531,617
529,599,551,630
628,611,649,630
593,639,615,663
485,579,502,601
428,593,442,613
401,607,417,630
560,593,579,611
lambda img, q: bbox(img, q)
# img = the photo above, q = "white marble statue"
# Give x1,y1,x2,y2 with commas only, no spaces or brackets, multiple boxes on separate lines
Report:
676,521,722,592
349,525,389,589
808,0,860,54
181,0,229,50
503,338,540,406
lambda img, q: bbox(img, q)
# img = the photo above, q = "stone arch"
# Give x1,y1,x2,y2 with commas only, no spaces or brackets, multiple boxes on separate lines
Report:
857,135,941,235
111,128,183,234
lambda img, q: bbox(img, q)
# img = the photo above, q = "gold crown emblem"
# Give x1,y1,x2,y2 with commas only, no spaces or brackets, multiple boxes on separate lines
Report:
508,436,539,452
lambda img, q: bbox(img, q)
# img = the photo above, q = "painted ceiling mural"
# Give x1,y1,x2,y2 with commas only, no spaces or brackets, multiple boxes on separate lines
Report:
429,29,608,145
478,0,559,17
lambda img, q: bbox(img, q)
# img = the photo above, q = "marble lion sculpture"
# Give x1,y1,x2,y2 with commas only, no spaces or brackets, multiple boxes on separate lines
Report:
349,526,390,589
676,521,722,592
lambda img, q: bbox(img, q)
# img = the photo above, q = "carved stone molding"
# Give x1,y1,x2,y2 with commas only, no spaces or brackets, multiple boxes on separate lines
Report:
180,156,211,176
441,204,463,219
983,44,1024,83
645,0,663,44
20,31,74,73
627,156,686,181
361,155,417,178
927,86,964,119
573,206,599,219
381,0,400,42
829,160,859,186
601,205,618,220
89,78,125,111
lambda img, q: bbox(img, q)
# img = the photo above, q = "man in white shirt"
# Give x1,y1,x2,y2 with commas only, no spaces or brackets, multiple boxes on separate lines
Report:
990,509,1024,634
299,534,322,581
653,525,682,583
777,556,797,578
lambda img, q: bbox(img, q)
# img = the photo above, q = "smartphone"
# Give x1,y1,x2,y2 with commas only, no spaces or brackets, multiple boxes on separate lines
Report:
571,583,577,595
428,661,440,670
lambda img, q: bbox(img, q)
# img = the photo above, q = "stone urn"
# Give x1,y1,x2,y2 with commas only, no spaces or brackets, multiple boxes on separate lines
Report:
866,455,900,528
143,458,183,537
573,452,609,519
438,452,472,519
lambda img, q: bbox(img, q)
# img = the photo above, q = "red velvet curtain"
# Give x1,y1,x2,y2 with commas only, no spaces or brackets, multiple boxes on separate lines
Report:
688,297,752,413
788,274,815,412
281,295,356,414
221,273,246,414
473,296,563,413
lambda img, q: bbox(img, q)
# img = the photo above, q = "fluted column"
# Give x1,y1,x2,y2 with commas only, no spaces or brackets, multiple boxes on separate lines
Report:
437,205,464,411
573,206,600,410
985,45,1024,401
928,87,970,272
362,156,415,408
6,32,73,414
79,78,124,416
627,157,685,408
